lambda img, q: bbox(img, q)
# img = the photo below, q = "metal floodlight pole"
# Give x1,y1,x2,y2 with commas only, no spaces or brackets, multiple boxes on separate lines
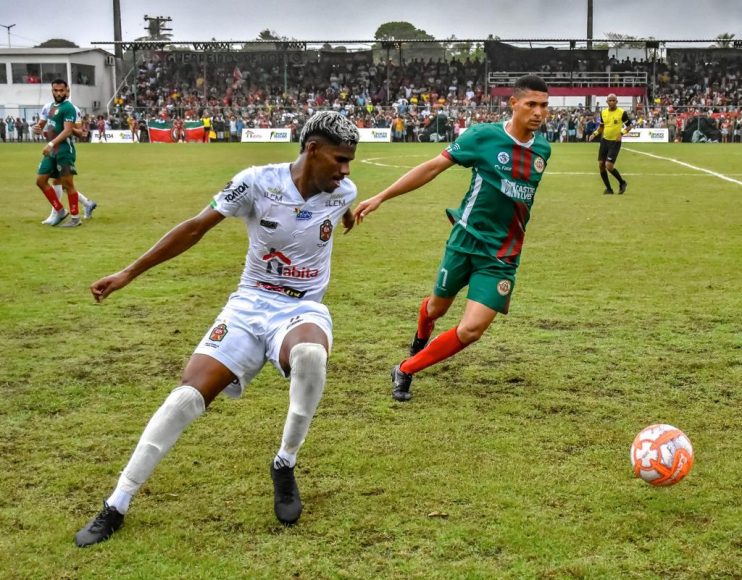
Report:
1,24,15,48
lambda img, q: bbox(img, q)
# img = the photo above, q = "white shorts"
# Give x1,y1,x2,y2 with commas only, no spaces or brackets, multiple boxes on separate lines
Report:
193,288,333,398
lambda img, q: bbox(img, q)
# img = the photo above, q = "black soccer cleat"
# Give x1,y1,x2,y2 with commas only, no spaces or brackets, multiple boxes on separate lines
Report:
409,333,430,357
603,189,614,195
271,463,303,525
391,365,413,402
618,180,628,194
74,502,125,547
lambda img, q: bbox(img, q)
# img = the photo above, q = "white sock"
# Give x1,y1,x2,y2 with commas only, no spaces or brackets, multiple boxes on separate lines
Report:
53,184,63,203
274,343,327,467
77,191,90,205
106,386,205,513
106,488,133,513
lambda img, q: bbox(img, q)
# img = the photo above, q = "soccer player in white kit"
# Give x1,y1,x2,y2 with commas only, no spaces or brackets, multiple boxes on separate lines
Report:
74,111,360,547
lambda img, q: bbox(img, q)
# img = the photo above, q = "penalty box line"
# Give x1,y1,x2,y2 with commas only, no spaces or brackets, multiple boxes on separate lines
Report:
624,147,742,187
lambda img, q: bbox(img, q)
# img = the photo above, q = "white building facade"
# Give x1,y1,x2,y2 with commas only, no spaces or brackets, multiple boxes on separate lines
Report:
0,48,116,121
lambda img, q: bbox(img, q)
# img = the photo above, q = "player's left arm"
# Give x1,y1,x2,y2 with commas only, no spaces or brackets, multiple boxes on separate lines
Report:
72,122,86,138
621,111,632,135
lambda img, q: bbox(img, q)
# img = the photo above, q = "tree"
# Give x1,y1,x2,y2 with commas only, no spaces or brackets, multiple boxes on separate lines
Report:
604,32,645,49
258,29,283,41
374,22,434,41
712,33,736,48
36,38,79,48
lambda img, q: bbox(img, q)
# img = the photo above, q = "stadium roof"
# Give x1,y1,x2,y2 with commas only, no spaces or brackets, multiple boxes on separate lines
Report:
0,48,114,55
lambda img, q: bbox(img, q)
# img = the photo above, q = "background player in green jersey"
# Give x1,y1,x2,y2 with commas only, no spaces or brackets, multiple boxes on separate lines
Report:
35,79,83,227
354,75,551,401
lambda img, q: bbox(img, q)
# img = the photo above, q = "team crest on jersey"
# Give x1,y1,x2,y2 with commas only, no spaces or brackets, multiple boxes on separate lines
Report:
497,280,512,296
209,323,228,342
319,219,333,242
497,151,510,164
534,156,545,173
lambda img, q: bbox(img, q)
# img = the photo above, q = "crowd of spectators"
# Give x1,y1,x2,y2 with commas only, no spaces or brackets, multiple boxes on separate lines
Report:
3,46,741,144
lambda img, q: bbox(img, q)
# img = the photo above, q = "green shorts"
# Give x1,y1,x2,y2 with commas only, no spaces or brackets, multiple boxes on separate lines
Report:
433,245,516,314
37,151,77,178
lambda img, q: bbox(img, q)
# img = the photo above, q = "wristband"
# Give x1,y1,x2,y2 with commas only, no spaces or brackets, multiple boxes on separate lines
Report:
47,141,54,148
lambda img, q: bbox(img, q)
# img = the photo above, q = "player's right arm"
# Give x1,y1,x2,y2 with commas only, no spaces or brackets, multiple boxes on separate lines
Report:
90,207,225,302
589,115,604,142
354,153,454,223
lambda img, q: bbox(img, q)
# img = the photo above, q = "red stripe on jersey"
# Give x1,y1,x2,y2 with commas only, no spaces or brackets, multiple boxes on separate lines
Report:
511,146,521,179
505,203,529,261
497,202,527,261
522,147,532,181
441,150,453,161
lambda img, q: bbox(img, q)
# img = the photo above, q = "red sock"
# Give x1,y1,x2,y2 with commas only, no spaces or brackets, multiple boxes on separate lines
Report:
68,191,79,216
417,296,435,340
42,187,64,211
400,326,467,375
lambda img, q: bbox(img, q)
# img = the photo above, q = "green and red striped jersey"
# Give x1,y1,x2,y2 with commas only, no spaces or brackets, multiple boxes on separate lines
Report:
442,121,551,267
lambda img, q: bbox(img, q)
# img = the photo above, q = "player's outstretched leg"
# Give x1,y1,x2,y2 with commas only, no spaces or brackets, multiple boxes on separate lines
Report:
74,385,206,547
74,502,124,548
393,326,470,402
409,296,436,356
391,364,414,401
271,343,327,525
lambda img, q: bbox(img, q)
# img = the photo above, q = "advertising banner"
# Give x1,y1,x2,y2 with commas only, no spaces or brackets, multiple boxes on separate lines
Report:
91,130,135,143
621,128,669,143
357,128,391,142
240,128,292,142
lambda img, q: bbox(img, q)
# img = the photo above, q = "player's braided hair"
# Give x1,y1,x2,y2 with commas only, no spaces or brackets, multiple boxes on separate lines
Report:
300,111,360,152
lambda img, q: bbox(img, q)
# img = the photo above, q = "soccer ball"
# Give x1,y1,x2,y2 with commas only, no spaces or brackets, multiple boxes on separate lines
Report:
630,424,694,486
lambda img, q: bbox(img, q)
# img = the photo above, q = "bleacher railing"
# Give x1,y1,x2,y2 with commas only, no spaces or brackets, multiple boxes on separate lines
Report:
488,71,648,87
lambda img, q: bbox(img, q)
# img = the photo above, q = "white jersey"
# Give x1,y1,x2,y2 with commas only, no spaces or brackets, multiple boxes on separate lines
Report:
40,100,82,137
40,101,54,138
210,162,357,303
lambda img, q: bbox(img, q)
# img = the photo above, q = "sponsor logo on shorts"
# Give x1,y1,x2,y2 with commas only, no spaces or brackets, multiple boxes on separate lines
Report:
319,219,333,242
287,315,304,329
534,156,545,173
209,323,228,341
497,280,512,296
497,151,510,164
260,219,278,229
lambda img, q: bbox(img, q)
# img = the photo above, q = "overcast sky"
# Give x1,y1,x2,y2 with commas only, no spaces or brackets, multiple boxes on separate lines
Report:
1,0,740,49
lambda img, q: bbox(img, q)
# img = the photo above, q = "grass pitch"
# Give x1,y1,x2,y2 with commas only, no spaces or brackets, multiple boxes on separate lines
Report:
1,141,740,578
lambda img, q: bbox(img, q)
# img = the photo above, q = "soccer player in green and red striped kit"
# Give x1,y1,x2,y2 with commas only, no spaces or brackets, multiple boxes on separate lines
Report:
353,75,551,401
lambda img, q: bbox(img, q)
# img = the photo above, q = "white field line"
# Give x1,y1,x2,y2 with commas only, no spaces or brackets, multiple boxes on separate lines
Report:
361,156,742,177
624,147,742,187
